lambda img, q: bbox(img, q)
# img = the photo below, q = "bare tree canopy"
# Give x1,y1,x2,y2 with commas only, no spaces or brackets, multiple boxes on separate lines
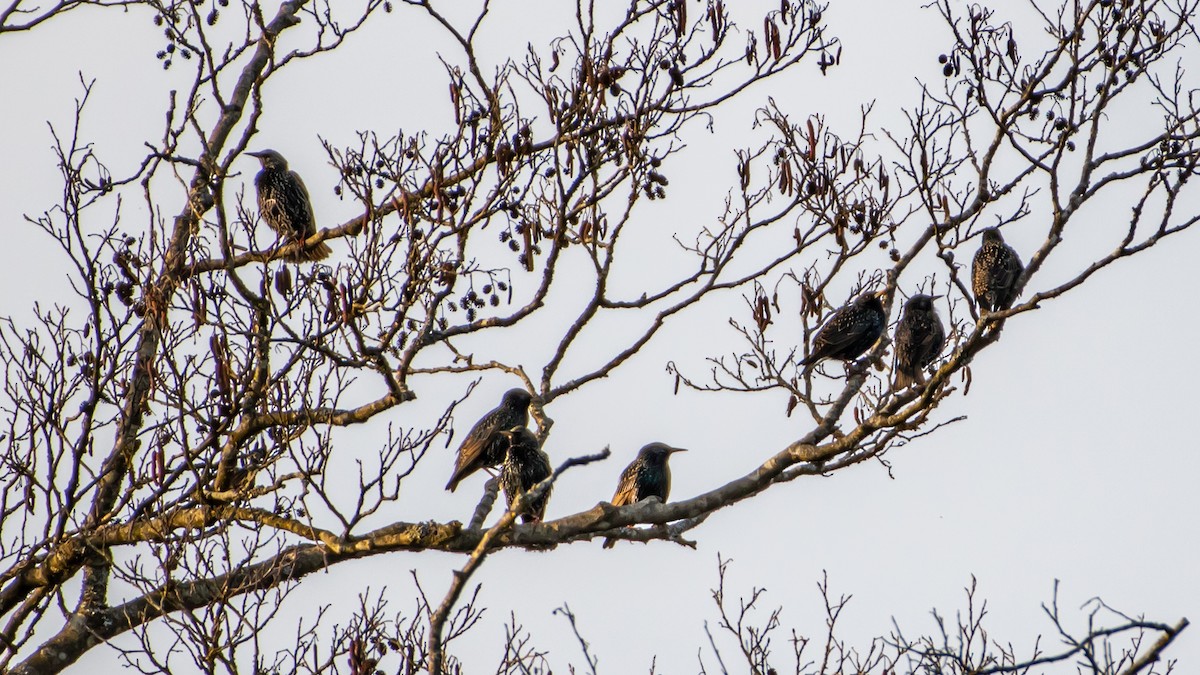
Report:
0,0,1195,672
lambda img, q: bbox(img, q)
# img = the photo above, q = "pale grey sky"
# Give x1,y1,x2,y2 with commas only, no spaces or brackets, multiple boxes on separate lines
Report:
1,1,1196,672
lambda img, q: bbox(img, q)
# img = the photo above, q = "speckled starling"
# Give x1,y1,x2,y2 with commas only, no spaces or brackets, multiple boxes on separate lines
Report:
800,290,887,368
603,442,686,548
498,426,552,523
893,294,946,389
972,227,1023,313
216,445,266,495
247,149,332,263
446,388,533,492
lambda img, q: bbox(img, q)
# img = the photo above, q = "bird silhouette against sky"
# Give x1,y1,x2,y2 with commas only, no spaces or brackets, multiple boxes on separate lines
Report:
248,149,331,262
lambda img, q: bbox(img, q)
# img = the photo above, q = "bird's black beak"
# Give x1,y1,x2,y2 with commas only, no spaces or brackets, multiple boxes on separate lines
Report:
669,447,688,454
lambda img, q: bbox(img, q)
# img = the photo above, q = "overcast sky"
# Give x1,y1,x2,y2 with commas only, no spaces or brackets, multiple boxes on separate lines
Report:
1,1,1197,672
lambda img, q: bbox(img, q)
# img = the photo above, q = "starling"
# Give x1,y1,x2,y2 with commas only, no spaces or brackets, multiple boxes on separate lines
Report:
603,442,686,548
893,294,947,389
207,445,267,502
445,388,533,492
972,227,1023,313
247,149,332,263
800,290,887,368
226,445,266,491
498,426,553,523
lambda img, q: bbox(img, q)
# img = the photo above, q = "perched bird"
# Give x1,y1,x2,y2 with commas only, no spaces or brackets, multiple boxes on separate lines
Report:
972,227,1023,313
800,290,887,368
226,444,266,491
446,388,533,492
211,445,266,498
603,442,687,548
498,426,553,523
247,149,332,262
893,294,947,389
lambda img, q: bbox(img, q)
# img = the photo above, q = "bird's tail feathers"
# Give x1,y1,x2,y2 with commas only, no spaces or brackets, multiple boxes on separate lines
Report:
286,240,332,263
892,368,926,391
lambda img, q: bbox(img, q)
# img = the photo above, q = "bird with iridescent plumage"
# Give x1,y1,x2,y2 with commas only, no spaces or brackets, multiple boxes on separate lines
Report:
498,426,552,523
972,227,1023,313
247,149,331,262
603,442,686,548
800,290,887,370
893,293,946,389
446,388,533,492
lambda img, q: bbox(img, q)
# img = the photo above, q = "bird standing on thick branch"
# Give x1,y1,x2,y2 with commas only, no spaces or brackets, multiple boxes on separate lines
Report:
498,426,552,523
603,442,687,548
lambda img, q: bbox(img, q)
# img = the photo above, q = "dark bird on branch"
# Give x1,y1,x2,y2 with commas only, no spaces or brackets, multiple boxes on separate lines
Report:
603,442,686,548
893,293,946,389
972,227,1023,313
800,290,887,368
247,149,332,262
446,388,533,492
498,426,552,523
